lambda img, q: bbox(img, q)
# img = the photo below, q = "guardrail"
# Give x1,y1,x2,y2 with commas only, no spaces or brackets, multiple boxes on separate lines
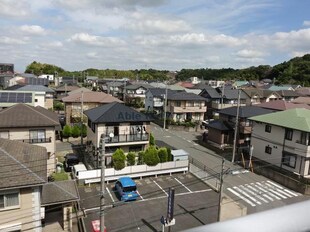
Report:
77,160,189,184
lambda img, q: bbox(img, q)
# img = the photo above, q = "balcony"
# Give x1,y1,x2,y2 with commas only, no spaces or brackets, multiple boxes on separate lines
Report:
211,102,246,109
170,105,206,113
18,137,52,144
105,133,149,144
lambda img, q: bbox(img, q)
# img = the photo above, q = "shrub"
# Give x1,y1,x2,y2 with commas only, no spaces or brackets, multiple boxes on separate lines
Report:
71,125,81,138
144,146,159,166
62,125,71,140
126,152,136,166
137,151,145,165
112,149,126,170
149,133,155,146
166,147,172,161
80,124,87,137
158,147,168,163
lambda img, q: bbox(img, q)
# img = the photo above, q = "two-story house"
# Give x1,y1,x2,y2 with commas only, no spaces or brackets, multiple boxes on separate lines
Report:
207,106,274,150
0,104,60,175
62,91,122,125
84,102,153,167
242,89,282,105
145,88,178,114
122,83,153,105
249,108,310,177
276,90,300,102
0,138,47,231
256,99,310,111
199,85,222,118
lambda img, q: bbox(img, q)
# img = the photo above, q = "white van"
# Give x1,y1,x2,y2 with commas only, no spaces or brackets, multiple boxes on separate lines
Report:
72,163,87,179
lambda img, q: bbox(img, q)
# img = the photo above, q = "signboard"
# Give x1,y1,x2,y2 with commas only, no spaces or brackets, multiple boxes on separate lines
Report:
167,188,175,222
91,220,106,232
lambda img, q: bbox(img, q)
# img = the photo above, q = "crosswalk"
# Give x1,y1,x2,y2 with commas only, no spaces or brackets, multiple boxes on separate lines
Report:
227,180,301,207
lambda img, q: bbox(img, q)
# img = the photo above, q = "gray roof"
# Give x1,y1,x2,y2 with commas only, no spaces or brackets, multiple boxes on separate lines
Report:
147,88,180,98
208,120,233,131
0,104,60,128
276,90,300,97
16,85,55,93
0,138,47,190
199,88,221,99
222,89,248,99
219,106,275,118
171,149,189,157
125,83,153,90
84,102,153,123
41,180,79,206
168,92,206,101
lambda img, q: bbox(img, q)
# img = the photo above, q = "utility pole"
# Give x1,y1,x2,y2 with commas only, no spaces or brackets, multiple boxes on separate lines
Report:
232,89,241,163
100,136,105,232
123,79,126,103
163,83,168,130
221,83,225,109
217,157,225,222
80,91,84,145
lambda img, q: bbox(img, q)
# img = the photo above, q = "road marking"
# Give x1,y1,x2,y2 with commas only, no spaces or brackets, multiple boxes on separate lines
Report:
137,190,144,201
255,182,281,200
250,183,274,202
187,140,192,143
267,180,283,189
106,187,115,203
264,183,287,199
267,181,298,197
236,186,262,205
284,189,299,197
227,187,256,207
174,177,192,193
245,184,269,203
153,180,168,196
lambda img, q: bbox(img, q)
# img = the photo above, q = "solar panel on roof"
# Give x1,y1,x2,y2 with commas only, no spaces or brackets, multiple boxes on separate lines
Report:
0,92,33,103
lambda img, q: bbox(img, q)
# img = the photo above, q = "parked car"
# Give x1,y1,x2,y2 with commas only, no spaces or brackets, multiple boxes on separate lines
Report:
72,163,87,179
114,176,139,201
64,153,80,172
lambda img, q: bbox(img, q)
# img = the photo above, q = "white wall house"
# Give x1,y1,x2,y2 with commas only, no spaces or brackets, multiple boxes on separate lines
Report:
249,109,310,177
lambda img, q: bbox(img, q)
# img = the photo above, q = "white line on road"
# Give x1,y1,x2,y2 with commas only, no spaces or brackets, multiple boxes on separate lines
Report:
137,190,144,201
106,187,115,203
245,184,269,203
227,188,256,207
234,186,262,205
153,180,168,196
264,183,288,199
255,182,281,200
174,177,192,193
283,189,299,197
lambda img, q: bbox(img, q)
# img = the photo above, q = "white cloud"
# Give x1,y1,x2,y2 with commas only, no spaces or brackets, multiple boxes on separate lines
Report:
0,0,29,17
303,21,310,26
236,49,266,58
20,25,46,35
0,36,27,45
86,52,99,58
68,33,126,47
46,41,63,48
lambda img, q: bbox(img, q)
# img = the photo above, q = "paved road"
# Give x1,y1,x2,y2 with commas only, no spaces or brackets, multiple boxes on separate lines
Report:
151,123,309,215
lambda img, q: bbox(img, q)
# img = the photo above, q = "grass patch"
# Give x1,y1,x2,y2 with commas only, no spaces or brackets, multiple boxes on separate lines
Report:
51,171,69,181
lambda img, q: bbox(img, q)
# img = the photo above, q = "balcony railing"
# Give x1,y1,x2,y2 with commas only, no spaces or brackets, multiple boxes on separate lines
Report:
18,137,52,144
105,133,149,144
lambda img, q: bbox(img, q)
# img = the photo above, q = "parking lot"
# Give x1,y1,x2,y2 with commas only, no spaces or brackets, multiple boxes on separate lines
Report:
79,173,219,232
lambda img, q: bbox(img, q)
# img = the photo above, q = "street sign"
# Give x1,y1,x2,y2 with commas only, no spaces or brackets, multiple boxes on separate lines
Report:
91,220,107,232
167,188,175,222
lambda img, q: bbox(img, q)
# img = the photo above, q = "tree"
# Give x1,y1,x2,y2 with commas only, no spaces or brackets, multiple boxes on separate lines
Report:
71,125,81,138
149,133,155,146
158,147,168,163
80,124,87,137
166,147,172,161
62,125,71,141
144,146,159,166
126,152,136,166
53,101,64,111
112,149,126,170
138,151,145,165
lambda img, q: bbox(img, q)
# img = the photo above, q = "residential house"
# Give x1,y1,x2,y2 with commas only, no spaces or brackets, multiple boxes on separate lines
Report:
145,88,178,114
267,85,294,91
0,138,47,231
199,85,221,118
233,81,249,89
56,76,78,86
205,80,225,88
242,89,282,105
53,84,80,100
249,108,310,177
207,106,274,150
12,73,49,87
84,102,153,167
0,63,14,89
0,104,60,175
256,99,310,111
276,90,300,102
62,91,123,125
38,74,55,83
0,90,36,109
292,96,310,105
296,87,310,97
122,83,153,106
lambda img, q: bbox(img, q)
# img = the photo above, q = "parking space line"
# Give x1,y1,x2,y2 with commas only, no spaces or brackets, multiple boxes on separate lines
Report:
106,187,115,203
137,190,144,201
174,177,192,193
153,180,168,196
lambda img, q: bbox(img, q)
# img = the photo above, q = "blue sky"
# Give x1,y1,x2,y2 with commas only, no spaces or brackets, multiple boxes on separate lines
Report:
1,0,310,72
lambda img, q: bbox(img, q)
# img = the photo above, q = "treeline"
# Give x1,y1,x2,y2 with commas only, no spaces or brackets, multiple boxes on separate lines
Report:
177,54,310,86
24,54,310,86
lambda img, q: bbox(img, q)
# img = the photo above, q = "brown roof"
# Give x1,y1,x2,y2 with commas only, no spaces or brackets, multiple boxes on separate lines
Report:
62,91,123,103
256,99,310,111
0,104,60,128
291,96,310,105
0,138,47,190
54,84,80,92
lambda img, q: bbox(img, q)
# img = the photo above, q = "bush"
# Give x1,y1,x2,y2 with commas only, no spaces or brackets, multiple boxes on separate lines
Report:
144,146,159,166
80,124,87,137
166,147,172,161
112,149,126,170
149,133,155,146
71,125,81,138
158,147,168,163
137,151,145,165
62,125,71,140
126,152,136,166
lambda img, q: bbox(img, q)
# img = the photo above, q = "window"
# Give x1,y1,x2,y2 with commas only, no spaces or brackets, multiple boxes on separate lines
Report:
265,124,271,133
175,101,181,107
29,129,46,143
300,132,310,145
265,146,272,154
282,152,296,168
0,131,9,139
0,191,20,210
285,129,293,141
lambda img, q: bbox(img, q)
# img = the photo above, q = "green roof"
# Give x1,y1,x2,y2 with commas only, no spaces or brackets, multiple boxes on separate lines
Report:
249,108,310,132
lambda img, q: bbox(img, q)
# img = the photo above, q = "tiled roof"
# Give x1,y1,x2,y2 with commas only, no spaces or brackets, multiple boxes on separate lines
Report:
68,87,92,95
208,120,233,131
219,106,275,118
291,97,310,105
125,83,153,90
168,92,206,101
256,99,310,111
0,104,60,128
200,88,221,98
41,180,79,205
249,108,310,132
147,88,180,98
0,138,47,190
222,89,248,99
276,90,300,97
84,102,153,123
16,85,55,93
62,91,123,103
54,84,80,92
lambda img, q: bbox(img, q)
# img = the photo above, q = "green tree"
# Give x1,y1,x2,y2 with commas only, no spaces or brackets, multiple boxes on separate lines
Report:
137,151,145,165
71,125,81,138
158,147,168,163
80,124,87,138
53,101,64,111
126,152,136,166
166,147,172,161
62,125,71,140
112,149,126,170
144,146,159,166
149,133,155,146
